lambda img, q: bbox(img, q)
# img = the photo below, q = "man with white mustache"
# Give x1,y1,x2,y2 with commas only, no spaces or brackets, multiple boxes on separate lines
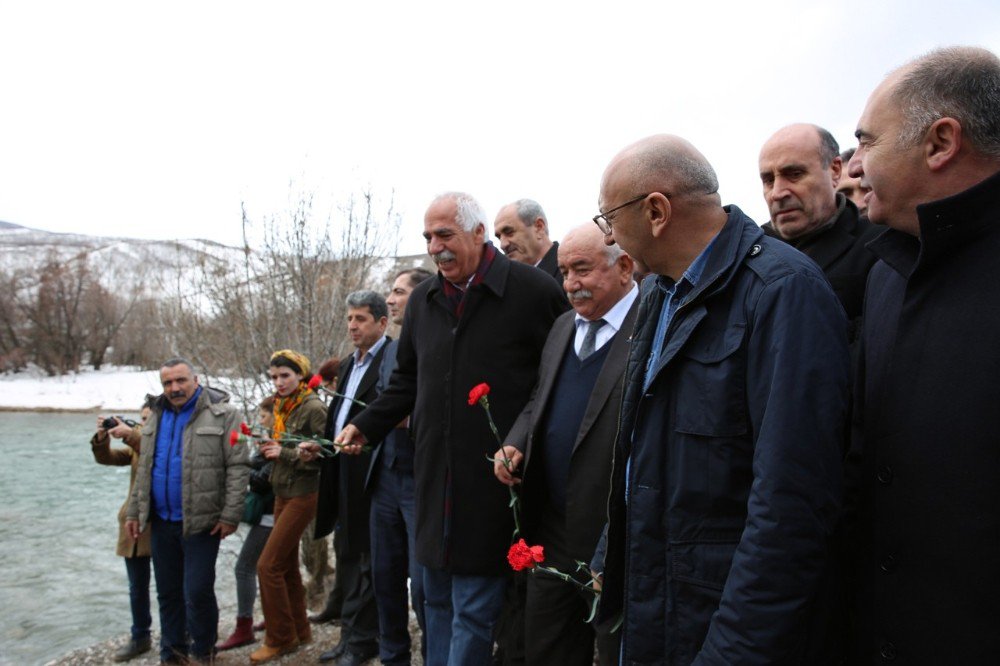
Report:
332,192,568,666
494,223,637,665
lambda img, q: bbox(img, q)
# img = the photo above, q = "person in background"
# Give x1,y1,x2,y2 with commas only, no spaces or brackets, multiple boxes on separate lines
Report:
758,123,882,333
251,350,328,664
92,395,156,662
367,268,432,666
126,358,248,665
836,147,871,215
309,356,344,625
217,396,277,651
494,198,562,283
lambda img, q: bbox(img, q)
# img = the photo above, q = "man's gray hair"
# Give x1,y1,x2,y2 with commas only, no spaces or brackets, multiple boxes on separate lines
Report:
346,290,388,320
892,46,1000,159
514,198,548,232
162,357,196,374
602,241,625,266
433,192,488,232
814,125,840,168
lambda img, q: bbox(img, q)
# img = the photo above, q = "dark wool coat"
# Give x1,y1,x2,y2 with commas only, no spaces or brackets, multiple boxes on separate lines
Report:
351,249,569,575
597,207,849,665
535,241,564,284
848,169,1000,664
763,194,883,337
314,342,387,556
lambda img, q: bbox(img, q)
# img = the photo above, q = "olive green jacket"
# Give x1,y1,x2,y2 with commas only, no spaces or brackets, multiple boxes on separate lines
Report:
269,391,327,498
127,386,249,538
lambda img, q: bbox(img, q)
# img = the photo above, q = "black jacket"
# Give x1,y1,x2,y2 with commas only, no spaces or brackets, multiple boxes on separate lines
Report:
536,241,563,284
599,206,848,665
763,194,882,337
848,168,1000,664
314,341,388,556
352,249,569,575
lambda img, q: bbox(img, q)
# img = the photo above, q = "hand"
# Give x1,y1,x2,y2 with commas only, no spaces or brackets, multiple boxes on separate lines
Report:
260,441,281,460
95,416,109,441
335,424,368,456
108,418,133,440
493,445,524,486
298,441,320,462
125,519,141,541
211,521,237,539
591,570,603,593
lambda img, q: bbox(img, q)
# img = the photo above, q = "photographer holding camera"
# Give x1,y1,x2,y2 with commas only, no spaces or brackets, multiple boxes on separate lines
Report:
91,395,156,662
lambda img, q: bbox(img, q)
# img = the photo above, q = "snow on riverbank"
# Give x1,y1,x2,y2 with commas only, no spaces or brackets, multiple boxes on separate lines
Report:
0,366,164,412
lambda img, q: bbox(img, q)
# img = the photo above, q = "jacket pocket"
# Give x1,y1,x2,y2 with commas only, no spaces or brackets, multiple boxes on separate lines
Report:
673,324,748,437
670,539,738,663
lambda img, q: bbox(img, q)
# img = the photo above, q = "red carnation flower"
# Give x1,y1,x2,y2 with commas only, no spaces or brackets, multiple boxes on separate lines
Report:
507,538,544,571
240,422,252,436
468,382,490,406
307,374,322,390
228,430,240,447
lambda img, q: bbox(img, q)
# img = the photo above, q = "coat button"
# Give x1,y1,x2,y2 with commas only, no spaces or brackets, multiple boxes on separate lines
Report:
877,466,894,484
880,555,896,573
879,641,896,660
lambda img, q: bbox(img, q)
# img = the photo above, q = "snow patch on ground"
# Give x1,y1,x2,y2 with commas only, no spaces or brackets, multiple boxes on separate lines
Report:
0,366,163,412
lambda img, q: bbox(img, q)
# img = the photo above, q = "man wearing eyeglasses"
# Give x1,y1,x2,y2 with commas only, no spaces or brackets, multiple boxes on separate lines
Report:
592,135,849,664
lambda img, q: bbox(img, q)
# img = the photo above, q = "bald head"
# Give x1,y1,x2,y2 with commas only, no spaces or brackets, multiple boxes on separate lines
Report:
598,134,727,279
759,123,842,239
558,223,633,321
603,134,720,198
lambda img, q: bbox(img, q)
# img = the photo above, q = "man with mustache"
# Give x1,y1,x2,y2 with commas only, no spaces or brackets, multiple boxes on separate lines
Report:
758,123,882,336
494,222,637,665
126,358,248,664
494,198,562,283
330,192,568,666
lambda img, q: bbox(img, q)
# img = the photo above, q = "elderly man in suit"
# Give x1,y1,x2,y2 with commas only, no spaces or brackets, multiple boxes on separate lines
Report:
494,198,562,283
494,223,637,665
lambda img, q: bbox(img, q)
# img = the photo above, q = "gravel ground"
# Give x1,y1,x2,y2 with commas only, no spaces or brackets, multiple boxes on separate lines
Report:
46,617,424,666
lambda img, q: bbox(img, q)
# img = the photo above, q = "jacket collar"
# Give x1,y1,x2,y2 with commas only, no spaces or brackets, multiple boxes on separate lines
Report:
868,167,1000,277
681,204,763,307
425,246,512,302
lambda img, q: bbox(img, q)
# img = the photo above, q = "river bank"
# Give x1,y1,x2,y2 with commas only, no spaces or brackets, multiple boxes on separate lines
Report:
0,366,163,412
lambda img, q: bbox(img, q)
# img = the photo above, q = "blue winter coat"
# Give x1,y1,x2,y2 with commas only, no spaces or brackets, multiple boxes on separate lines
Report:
597,206,849,664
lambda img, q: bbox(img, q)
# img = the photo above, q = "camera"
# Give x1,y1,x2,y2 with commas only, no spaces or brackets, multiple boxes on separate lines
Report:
102,416,138,430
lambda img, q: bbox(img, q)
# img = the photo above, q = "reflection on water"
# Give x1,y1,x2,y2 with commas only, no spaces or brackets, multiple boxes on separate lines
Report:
0,413,242,665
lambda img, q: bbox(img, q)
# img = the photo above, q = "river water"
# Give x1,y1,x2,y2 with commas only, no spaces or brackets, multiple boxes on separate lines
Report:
0,413,245,665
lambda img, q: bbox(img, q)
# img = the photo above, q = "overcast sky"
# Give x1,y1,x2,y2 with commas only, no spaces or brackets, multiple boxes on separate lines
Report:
1,1,998,257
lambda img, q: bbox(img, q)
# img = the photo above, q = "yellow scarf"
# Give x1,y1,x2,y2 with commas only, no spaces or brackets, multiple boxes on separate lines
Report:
273,382,313,439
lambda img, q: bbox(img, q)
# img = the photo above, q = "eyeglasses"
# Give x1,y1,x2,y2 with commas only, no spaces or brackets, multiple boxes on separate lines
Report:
592,192,669,235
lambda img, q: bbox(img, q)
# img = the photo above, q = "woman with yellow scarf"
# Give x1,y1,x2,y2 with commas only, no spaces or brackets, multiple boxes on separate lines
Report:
251,350,328,664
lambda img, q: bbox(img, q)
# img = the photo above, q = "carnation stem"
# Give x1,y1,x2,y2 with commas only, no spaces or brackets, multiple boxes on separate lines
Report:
480,400,521,538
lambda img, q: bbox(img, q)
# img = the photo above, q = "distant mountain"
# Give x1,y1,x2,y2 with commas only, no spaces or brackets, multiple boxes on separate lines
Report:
0,222,431,299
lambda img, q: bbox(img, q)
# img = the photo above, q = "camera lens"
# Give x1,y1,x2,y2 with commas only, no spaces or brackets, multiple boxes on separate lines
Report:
102,417,118,429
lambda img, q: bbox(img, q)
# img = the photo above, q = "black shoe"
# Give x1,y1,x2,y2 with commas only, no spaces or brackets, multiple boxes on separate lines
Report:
319,642,347,662
309,607,342,624
336,648,379,666
113,637,152,662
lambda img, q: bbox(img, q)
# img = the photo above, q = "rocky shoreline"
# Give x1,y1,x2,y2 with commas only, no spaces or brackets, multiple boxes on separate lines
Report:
46,616,423,665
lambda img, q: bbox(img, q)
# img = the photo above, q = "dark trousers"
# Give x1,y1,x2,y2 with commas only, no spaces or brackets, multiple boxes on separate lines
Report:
524,510,619,665
150,517,221,661
124,555,152,641
370,465,426,664
336,545,379,654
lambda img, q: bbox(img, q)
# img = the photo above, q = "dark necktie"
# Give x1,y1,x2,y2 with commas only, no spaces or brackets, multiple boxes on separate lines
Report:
579,319,606,360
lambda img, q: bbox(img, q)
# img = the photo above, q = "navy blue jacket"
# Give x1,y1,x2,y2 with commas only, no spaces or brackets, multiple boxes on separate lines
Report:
598,206,849,664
